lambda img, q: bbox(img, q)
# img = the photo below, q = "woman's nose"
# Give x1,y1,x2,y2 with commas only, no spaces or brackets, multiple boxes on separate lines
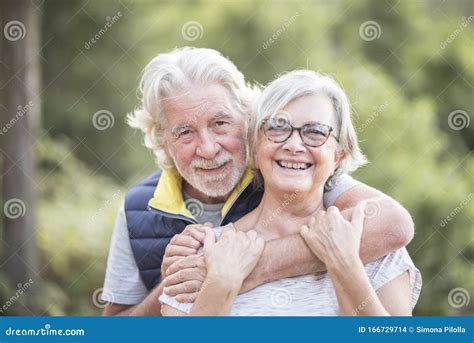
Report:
196,130,220,159
282,130,305,153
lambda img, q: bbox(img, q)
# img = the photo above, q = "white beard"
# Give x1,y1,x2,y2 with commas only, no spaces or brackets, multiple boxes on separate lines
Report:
173,151,247,198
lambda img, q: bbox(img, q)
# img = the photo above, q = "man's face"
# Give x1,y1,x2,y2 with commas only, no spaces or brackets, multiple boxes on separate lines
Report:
162,82,248,200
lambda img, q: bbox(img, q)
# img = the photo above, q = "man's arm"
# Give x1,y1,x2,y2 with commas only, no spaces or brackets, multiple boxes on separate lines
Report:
103,224,210,316
101,208,166,316
241,183,414,292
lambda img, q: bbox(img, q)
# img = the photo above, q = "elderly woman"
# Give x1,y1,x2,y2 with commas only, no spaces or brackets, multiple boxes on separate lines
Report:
159,70,421,316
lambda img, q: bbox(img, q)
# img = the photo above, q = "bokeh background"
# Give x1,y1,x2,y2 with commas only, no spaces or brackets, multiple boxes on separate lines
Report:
0,0,472,316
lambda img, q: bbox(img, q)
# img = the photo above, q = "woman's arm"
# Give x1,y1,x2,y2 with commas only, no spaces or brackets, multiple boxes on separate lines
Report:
327,258,412,315
301,202,413,316
161,227,264,316
161,272,241,316
240,191,413,293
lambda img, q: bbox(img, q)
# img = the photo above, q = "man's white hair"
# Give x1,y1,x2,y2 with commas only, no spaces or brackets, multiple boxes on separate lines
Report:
250,70,367,189
128,47,259,169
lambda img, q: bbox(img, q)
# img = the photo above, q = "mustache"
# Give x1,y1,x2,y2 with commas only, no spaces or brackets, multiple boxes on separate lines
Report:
191,152,233,170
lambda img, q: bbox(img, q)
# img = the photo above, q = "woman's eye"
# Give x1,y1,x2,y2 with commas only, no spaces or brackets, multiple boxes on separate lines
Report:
271,125,286,131
270,118,289,129
306,128,326,137
313,129,325,136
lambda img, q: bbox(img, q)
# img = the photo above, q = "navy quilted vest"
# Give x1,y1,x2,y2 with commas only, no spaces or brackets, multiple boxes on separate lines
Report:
124,171,263,291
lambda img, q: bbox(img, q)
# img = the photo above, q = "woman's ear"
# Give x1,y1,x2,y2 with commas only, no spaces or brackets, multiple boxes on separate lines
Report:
253,148,260,169
334,149,346,168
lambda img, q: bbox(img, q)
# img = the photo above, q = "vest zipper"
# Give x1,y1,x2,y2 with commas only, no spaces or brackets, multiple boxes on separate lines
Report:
147,206,198,225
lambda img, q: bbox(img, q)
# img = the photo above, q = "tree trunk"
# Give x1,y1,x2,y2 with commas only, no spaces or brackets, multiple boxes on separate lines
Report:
0,0,41,315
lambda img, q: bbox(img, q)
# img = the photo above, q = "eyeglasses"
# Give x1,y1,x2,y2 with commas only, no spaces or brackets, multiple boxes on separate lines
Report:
261,117,339,147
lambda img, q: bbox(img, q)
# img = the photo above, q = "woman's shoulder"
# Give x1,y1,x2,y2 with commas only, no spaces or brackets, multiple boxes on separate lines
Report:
364,247,416,276
364,247,422,308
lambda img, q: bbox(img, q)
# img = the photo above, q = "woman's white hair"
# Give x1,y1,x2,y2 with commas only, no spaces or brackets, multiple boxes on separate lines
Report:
127,47,259,169
250,70,367,190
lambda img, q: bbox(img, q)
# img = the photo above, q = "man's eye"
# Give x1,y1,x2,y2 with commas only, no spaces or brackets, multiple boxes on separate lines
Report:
178,129,191,137
215,121,228,127
173,128,192,139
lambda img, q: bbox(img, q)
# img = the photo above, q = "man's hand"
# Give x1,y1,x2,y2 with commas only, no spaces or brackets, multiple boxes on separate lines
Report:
162,254,207,302
163,226,265,302
161,223,210,278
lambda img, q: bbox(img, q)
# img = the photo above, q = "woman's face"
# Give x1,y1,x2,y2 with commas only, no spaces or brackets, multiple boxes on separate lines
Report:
254,94,341,197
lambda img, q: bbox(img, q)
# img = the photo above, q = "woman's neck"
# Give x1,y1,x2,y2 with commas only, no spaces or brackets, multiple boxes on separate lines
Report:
236,188,324,240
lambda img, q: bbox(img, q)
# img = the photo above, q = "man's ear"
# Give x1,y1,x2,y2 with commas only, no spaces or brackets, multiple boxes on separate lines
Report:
160,133,174,167
163,143,173,162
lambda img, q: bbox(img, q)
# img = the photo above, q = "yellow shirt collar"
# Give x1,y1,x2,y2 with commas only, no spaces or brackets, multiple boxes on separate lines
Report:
148,167,255,220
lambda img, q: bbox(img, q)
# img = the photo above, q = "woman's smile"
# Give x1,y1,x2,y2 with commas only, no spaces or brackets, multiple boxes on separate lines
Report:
273,159,314,175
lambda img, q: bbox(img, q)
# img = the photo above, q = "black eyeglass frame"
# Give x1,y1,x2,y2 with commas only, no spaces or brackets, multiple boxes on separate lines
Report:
261,118,340,147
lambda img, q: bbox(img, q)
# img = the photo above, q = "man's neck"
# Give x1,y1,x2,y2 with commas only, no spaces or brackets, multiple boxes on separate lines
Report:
182,181,228,204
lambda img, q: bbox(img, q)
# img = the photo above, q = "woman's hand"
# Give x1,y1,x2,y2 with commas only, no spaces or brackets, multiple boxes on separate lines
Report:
203,225,265,290
161,223,210,279
300,202,366,270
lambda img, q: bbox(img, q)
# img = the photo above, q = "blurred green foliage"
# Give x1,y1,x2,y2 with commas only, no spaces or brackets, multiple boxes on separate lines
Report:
1,0,472,315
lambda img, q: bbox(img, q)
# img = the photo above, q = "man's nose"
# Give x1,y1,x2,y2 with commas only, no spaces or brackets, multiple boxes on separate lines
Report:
282,130,305,153
196,130,220,159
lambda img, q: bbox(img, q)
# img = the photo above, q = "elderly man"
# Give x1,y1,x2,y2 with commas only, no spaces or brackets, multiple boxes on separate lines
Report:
102,47,414,316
